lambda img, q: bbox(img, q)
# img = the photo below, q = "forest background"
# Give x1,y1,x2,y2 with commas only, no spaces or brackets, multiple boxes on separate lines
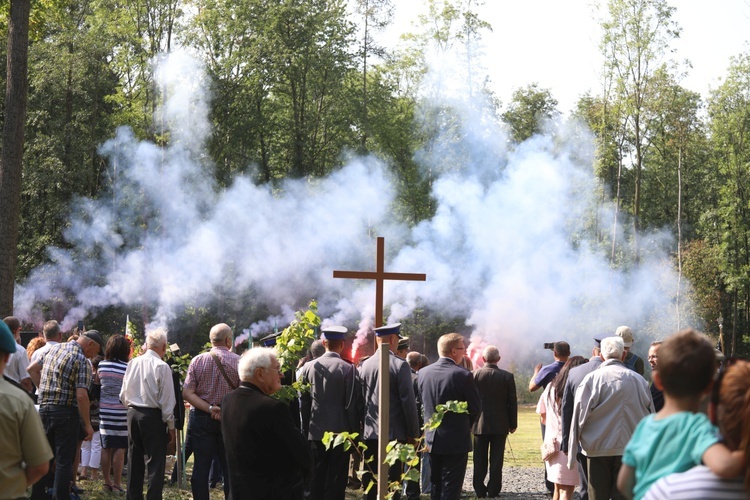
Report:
0,0,748,398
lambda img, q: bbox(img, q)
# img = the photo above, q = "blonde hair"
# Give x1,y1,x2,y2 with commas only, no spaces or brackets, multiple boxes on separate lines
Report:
437,333,464,357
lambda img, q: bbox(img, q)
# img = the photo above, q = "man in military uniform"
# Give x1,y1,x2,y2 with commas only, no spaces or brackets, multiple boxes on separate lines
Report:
299,325,360,500
359,324,420,500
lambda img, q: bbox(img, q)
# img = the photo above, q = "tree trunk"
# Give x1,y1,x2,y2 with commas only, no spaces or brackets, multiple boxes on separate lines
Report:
0,0,31,316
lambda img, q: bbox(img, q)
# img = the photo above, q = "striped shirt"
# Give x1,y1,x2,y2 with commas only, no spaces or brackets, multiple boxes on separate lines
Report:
37,342,92,407
644,465,746,499
98,359,129,438
184,347,240,407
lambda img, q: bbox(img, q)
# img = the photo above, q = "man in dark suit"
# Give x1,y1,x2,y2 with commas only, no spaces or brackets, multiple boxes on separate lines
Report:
561,340,602,500
471,345,517,498
221,347,311,500
298,326,360,500
359,323,420,500
418,333,481,500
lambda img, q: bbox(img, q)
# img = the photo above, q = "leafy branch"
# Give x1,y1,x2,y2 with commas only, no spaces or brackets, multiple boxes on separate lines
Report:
322,400,469,498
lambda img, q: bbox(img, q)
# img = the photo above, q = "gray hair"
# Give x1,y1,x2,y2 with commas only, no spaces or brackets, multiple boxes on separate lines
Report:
309,340,325,359
145,328,168,349
600,336,625,360
482,345,500,363
239,347,277,382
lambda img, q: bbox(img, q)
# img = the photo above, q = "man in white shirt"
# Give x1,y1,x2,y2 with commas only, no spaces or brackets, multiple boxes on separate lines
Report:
29,320,62,365
120,328,176,500
3,316,32,393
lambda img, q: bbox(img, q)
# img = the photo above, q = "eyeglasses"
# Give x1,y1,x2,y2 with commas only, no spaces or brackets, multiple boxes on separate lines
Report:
453,346,466,351
263,366,281,374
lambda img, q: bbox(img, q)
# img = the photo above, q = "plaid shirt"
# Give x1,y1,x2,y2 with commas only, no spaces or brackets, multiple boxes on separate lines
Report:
38,341,92,407
184,346,240,407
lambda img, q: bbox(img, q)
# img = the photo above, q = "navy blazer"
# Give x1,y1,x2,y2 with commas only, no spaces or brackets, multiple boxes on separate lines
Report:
418,357,481,454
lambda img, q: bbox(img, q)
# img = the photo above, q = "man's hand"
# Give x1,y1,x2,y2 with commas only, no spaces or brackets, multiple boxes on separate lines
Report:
210,405,222,421
168,428,176,445
83,423,94,442
533,362,542,374
509,428,517,434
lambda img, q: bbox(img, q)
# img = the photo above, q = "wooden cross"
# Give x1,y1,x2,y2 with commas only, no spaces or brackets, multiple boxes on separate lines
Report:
333,236,426,327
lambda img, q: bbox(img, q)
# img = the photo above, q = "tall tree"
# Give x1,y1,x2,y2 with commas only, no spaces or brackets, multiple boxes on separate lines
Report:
0,0,31,315
353,0,393,150
501,83,559,144
706,50,750,355
599,0,680,261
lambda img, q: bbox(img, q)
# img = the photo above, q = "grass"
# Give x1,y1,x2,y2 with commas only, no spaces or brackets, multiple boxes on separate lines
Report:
63,406,543,498
500,405,544,469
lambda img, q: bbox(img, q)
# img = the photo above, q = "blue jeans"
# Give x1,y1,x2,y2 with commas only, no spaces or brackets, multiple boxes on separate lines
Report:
31,406,80,500
189,410,229,500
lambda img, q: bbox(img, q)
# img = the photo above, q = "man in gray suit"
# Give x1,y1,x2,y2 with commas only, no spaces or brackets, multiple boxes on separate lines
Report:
471,345,517,498
359,323,420,500
298,326,360,500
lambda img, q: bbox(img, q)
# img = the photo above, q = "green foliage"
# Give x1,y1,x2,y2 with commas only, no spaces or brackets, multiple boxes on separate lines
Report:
323,400,468,498
501,83,560,144
272,300,320,404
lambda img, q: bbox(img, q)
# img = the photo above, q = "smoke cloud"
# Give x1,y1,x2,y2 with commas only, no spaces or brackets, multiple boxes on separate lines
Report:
14,51,693,363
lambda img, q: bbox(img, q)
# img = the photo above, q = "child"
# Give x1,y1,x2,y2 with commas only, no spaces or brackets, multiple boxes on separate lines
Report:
616,329,745,500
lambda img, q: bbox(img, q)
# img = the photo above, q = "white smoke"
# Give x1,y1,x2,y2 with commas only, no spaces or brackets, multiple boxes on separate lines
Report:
14,51,693,363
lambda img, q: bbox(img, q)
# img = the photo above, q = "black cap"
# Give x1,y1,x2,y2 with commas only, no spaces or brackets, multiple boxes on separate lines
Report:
83,330,105,356
397,336,410,350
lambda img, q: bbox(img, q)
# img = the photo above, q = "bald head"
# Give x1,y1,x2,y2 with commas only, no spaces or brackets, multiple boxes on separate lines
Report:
209,323,233,346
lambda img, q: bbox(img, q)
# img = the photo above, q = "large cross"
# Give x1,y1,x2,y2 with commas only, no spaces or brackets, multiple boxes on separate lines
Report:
333,236,426,327
334,236,426,499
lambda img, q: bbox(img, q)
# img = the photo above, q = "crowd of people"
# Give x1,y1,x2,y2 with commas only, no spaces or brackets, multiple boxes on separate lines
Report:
1,316,749,500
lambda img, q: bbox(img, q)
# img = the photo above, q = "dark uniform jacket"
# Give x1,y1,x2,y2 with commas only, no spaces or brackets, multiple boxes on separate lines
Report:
299,351,360,440
359,350,420,441
471,363,517,435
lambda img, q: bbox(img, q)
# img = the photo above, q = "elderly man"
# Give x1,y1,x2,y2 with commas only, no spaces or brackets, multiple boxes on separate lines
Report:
615,326,645,376
4,316,32,393
0,320,53,498
648,341,664,412
471,345,517,498
418,333,481,500
359,323,420,500
120,328,176,500
222,347,311,499
27,329,104,500
298,326,359,500
567,337,653,500
182,323,239,500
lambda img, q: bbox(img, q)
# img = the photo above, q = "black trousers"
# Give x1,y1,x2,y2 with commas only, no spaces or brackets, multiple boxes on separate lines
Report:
126,407,168,500
309,440,348,500
429,452,467,500
472,434,507,497
587,455,626,500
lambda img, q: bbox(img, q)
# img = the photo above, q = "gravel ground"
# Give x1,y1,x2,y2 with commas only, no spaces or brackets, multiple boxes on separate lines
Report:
459,466,551,499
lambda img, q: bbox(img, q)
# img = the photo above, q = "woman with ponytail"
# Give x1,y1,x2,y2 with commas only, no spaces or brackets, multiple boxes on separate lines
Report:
644,359,750,499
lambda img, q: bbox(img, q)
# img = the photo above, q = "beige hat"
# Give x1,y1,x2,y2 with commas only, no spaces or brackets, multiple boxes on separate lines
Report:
614,326,634,347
